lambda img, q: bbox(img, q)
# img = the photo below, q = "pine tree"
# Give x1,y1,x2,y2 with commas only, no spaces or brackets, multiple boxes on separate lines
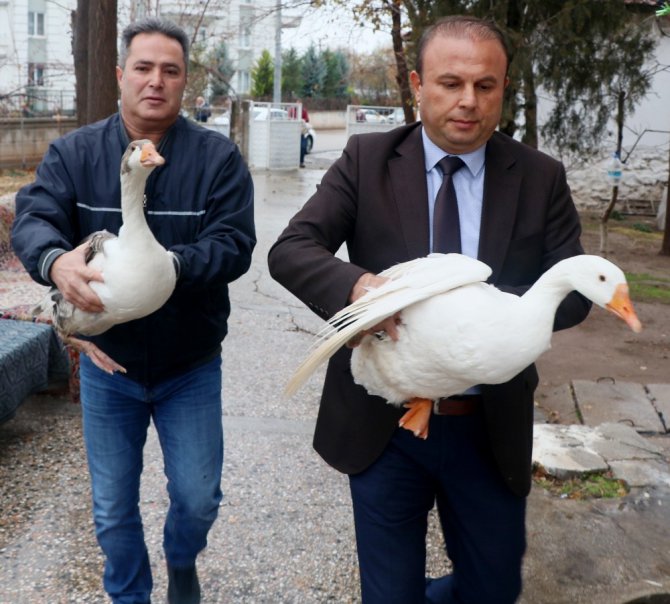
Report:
301,45,327,98
251,50,275,99
322,50,350,98
281,48,303,100
209,42,235,101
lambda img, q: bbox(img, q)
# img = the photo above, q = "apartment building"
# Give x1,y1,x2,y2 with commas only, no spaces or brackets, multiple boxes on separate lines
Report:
0,0,281,116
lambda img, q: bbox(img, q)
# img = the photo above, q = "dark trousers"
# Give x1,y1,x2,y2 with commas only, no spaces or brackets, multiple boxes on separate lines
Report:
349,410,526,604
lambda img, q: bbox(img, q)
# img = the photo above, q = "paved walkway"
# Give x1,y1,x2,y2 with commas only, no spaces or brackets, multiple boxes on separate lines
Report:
0,164,669,603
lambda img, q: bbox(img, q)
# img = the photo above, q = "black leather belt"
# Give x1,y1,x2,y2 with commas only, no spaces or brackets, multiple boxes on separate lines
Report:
433,395,482,416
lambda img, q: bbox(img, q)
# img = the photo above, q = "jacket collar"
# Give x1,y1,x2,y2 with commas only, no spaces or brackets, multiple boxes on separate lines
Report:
478,132,522,282
388,123,431,259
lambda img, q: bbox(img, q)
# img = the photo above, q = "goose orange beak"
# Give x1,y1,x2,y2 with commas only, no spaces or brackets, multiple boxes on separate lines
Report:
140,142,165,167
605,283,642,333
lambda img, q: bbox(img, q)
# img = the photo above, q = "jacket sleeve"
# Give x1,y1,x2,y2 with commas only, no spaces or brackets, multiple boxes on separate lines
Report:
11,142,79,286
542,162,592,331
168,143,256,291
267,136,369,320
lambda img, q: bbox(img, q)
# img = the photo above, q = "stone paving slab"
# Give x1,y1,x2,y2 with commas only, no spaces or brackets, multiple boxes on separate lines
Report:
533,423,669,485
535,382,580,424
609,459,670,488
648,383,670,433
573,379,665,433
533,424,609,478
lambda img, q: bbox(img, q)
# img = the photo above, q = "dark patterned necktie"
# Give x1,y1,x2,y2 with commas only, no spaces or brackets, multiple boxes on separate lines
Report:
433,156,465,253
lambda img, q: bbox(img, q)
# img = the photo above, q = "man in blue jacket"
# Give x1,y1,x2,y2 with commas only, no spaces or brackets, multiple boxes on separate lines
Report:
11,17,255,604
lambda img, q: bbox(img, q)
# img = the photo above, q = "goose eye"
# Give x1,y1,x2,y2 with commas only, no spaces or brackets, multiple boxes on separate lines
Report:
599,275,606,282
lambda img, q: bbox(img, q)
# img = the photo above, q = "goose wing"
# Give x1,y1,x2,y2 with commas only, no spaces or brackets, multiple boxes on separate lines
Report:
285,253,492,396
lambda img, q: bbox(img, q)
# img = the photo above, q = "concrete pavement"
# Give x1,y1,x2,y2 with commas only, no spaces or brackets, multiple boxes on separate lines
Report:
0,159,669,603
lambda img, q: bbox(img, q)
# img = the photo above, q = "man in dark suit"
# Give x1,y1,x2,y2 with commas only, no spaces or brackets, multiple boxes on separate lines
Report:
268,15,590,604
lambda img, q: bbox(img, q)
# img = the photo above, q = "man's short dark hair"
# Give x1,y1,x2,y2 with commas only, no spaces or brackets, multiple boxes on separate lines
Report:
119,16,190,71
415,15,510,77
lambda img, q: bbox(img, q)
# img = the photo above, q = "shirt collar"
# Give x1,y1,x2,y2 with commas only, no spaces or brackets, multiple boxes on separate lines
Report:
421,126,486,178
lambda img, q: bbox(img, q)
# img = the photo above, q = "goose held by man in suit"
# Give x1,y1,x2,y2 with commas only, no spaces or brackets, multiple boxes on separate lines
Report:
285,253,642,439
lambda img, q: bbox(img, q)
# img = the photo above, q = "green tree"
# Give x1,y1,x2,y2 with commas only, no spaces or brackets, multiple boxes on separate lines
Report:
536,2,656,158
209,41,235,101
322,49,350,98
281,47,303,99
186,42,210,109
301,45,326,98
349,48,399,104
350,0,415,123
251,50,274,99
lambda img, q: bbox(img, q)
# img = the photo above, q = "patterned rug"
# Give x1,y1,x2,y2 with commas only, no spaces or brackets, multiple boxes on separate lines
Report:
0,193,79,404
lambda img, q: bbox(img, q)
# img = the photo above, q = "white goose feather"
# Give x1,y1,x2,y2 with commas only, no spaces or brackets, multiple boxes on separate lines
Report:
285,253,641,404
35,140,176,358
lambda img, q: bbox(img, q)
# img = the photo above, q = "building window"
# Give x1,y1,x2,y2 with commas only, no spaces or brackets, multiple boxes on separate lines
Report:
237,70,250,94
28,63,45,86
239,25,251,48
28,11,45,36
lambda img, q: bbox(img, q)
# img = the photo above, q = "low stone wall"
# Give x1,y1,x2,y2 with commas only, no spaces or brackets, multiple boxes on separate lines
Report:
565,152,668,218
0,117,77,169
1,116,666,225
308,110,346,130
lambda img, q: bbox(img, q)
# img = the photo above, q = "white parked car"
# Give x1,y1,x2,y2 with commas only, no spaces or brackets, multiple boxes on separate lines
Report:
303,124,316,153
212,113,230,126
387,108,406,125
252,107,289,121
356,109,388,123
252,107,316,154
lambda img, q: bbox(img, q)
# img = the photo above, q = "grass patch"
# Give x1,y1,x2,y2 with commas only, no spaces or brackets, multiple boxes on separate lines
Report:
0,169,35,196
533,467,628,500
610,223,663,243
626,272,670,305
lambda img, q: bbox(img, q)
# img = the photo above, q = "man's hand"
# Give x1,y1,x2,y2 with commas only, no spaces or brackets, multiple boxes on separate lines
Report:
347,272,401,347
50,242,105,313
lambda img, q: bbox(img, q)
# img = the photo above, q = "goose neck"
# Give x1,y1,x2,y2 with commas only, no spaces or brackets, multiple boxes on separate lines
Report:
120,173,151,229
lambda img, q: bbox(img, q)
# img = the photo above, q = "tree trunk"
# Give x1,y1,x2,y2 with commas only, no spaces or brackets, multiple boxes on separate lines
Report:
600,90,626,256
499,0,522,137
390,0,415,124
600,185,619,256
86,0,118,124
661,142,670,256
521,59,537,148
72,2,89,127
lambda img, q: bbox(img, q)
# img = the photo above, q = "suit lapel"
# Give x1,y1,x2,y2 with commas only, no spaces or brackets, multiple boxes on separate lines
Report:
388,124,430,260
479,132,522,282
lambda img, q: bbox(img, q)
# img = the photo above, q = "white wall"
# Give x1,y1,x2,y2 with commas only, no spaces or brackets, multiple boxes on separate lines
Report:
0,0,76,113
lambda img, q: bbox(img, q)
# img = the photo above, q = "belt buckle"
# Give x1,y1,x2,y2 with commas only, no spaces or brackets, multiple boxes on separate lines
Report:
433,398,443,415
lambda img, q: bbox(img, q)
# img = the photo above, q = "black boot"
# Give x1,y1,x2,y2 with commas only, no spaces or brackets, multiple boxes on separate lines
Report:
167,564,201,604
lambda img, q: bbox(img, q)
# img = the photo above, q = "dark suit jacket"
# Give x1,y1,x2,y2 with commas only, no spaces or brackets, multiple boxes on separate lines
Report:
268,123,591,497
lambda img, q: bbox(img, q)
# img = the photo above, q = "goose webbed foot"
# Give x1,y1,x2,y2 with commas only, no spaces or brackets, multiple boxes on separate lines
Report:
399,397,432,439
64,336,127,375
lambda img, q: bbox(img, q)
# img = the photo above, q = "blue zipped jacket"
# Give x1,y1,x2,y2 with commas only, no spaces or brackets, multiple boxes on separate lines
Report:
11,113,256,385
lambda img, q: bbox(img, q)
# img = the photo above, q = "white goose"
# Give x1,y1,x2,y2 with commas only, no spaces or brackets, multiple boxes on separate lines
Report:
34,139,177,374
286,253,642,438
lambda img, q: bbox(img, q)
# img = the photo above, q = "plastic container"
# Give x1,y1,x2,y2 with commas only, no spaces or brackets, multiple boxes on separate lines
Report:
606,152,623,186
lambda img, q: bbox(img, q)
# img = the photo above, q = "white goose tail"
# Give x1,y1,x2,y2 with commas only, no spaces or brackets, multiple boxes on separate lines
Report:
284,253,492,397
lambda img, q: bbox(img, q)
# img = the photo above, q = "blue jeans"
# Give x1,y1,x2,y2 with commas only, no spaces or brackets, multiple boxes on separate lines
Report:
80,354,224,604
300,135,307,164
349,410,526,604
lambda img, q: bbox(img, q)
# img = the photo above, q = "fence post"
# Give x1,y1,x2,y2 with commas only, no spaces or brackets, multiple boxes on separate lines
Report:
234,100,250,163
